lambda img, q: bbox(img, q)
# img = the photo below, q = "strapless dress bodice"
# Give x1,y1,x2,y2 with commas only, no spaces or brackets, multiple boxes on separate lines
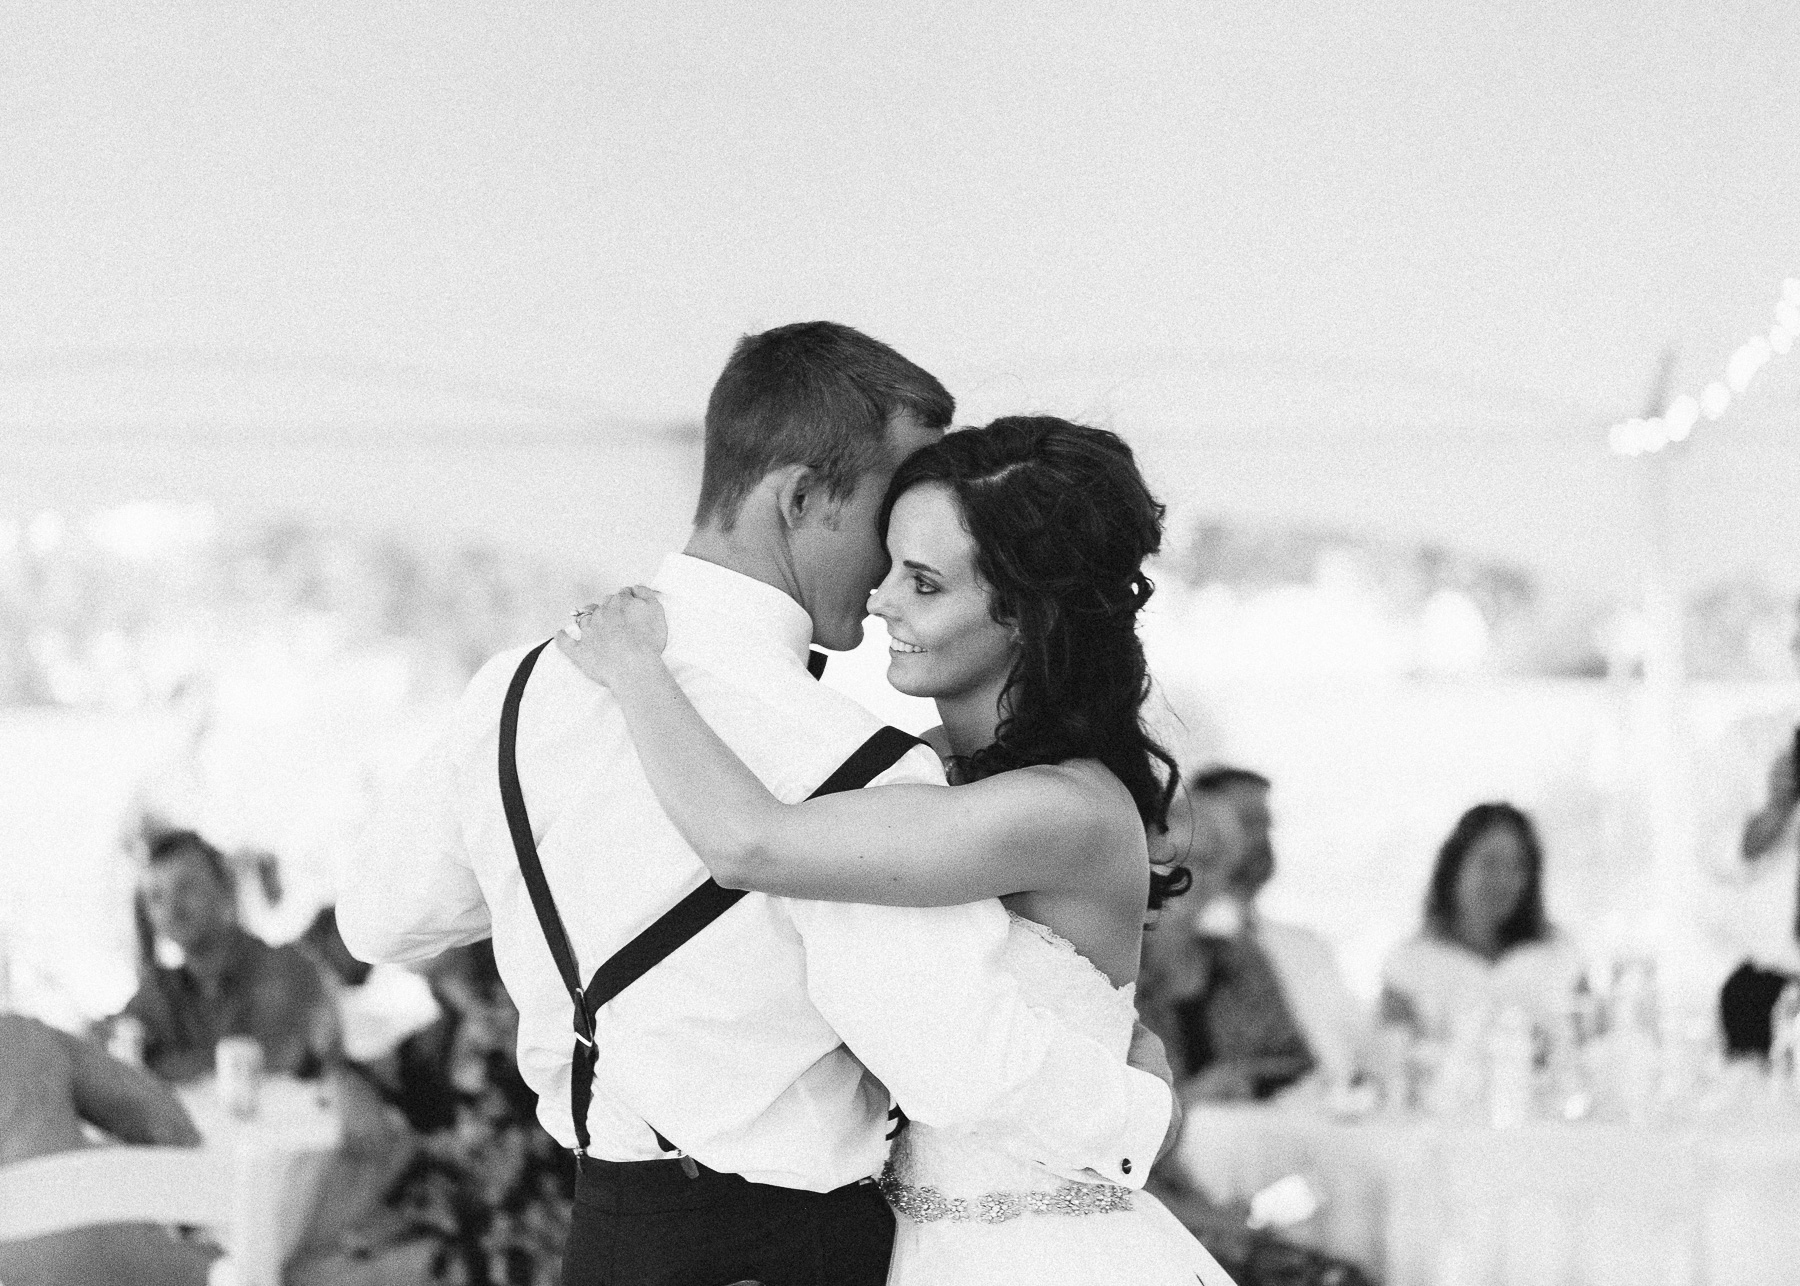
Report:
879,913,1140,1221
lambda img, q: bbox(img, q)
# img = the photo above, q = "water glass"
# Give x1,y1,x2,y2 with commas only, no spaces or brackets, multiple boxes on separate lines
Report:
216,1035,265,1120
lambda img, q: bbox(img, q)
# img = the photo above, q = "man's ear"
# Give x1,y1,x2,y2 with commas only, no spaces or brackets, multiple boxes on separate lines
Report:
774,464,842,531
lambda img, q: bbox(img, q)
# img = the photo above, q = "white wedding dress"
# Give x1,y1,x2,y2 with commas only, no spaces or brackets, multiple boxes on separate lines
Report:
881,913,1238,1285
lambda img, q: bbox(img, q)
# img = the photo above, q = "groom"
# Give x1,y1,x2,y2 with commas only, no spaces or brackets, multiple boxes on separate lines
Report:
339,322,1176,1286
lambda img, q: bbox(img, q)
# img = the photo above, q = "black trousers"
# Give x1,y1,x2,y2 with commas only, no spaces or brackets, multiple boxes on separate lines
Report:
560,1157,895,1286
1719,959,1799,1056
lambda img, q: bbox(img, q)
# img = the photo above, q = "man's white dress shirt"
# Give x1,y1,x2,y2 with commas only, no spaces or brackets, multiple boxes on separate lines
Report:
1175,899,1370,1088
339,554,1167,1193
1258,918,1369,1086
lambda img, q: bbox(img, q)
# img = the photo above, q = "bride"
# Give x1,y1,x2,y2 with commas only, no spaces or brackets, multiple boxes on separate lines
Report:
559,415,1235,1285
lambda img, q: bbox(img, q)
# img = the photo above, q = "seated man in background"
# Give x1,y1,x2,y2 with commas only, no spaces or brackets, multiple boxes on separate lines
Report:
1137,769,1376,1286
1139,766,1367,1102
118,829,332,1082
0,1013,216,1286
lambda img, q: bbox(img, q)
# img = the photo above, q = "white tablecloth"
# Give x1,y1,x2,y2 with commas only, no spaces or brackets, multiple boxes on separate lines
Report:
1175,1101,1800,1286
179,1078,342,1286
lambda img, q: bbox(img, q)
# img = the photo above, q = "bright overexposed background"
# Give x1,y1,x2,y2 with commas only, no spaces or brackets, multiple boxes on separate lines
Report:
3,0,1797,1022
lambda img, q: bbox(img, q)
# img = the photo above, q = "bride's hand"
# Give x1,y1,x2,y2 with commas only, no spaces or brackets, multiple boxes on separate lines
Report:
555,587,668,689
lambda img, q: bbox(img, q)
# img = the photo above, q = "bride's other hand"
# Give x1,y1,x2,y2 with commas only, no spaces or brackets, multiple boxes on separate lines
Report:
556,587,668,689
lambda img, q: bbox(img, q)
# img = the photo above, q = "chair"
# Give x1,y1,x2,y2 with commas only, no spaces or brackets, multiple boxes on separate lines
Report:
0,1145,241,1283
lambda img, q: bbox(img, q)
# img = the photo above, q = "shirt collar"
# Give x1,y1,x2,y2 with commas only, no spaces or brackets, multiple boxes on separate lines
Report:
651,553,816,673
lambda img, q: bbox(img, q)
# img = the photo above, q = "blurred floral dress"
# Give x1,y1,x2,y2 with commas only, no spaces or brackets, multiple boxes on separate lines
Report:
377,944,575,1286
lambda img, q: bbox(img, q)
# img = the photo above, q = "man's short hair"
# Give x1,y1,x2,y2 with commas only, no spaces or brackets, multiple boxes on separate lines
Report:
1187,765,1271,796
145,828,234,891
693,321,954,530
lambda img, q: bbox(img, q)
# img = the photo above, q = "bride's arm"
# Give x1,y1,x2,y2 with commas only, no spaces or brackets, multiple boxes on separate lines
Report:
557,590,1125,906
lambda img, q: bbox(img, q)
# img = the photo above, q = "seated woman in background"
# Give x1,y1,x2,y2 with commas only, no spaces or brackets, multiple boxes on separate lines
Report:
1380,802,1585,1041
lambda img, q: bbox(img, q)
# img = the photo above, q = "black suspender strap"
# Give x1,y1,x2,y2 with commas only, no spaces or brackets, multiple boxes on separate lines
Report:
497,641,922,1166
499,641,585,1023
807,724,921,798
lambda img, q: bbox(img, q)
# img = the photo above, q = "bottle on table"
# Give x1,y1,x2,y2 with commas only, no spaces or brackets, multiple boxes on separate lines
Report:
1370,1021,1418,1115
1548,973,1598,1120
1569,970,1603,1045
1485,1005,1536,1128
1426,1011,1488,1122
215,1035,266,1120
107,1014,147,1066
1610,956,1663,1123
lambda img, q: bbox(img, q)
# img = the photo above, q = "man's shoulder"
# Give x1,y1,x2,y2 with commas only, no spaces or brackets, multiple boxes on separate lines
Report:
448,640,594,751
681,650,929,762
467,642,548,708
403,643,550,755
780,669,894,736
764,682,943,793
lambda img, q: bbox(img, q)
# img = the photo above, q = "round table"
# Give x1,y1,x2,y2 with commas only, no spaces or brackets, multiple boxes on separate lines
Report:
1174,1098,1800,1286
179,1077,342,1286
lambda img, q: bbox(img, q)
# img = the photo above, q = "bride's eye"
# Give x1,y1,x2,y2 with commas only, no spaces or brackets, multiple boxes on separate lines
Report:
912,574,939,595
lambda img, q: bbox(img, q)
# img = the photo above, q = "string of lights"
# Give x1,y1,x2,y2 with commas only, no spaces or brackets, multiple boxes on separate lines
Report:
1609,277,1800,457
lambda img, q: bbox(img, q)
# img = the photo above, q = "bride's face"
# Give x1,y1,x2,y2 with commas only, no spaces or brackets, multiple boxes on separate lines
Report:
869,484,1019,703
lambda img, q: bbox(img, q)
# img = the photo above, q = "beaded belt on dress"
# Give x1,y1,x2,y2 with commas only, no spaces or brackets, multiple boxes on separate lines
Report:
877,1165,1134,1224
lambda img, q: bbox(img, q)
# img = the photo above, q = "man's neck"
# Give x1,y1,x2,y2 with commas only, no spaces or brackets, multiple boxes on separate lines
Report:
682,525,799,607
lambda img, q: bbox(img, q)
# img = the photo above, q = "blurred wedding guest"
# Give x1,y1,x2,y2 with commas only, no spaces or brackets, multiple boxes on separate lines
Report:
0,1013,216,1286
1710,738,1800,1055
286,940,574,1286
1380,802,1584,1040
1693,605,1800,1055
1139,767,1367,1102
116,829,331,1083
1138,773,1375,1284
297,907,443,1106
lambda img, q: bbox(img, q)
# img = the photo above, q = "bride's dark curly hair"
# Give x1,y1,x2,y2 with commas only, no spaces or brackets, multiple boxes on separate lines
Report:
878,416,1190,910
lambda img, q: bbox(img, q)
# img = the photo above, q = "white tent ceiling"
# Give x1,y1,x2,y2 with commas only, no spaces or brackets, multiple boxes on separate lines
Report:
3,0,1797,592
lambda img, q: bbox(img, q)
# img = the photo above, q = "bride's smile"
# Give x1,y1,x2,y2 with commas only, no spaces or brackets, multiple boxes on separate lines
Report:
869,483,1020,723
